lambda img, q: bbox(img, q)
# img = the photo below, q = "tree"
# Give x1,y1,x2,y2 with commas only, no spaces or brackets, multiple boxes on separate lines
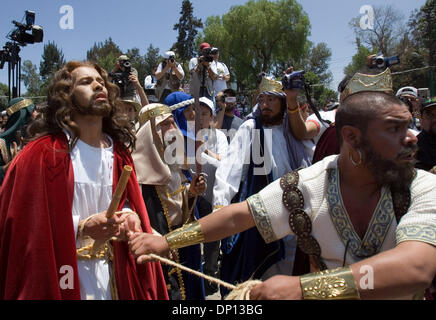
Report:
349,4,405,56
86,38,123,72
173,0,203,65
410,0,436,67
276,41,333,85
200,0,310,91
39,41,66,82
126,47,147,86
21,60,43,98
0,83,8,110
343,42,375,77
144,44,160,77
407,0,436,95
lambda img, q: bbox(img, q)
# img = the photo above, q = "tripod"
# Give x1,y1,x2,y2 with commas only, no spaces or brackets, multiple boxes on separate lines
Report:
0,42,22,102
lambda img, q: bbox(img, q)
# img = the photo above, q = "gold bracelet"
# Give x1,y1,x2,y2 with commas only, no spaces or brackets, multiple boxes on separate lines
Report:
287,107,300,114
165,221,205,251
300,266,361,300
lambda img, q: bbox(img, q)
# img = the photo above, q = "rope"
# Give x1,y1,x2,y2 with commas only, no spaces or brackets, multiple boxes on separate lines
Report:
147,253,263,300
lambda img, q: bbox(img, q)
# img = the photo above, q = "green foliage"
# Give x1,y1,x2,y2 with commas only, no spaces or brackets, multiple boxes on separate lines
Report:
200,0,310,90
302,71,337,108
126,47,147,85
144,44,160,77
410,0,436,67
0,83,8,110
86,37,123,72
173,0,203,64
39,41,66,81
21,60,43,98
347,1,435,95
343,44,374,77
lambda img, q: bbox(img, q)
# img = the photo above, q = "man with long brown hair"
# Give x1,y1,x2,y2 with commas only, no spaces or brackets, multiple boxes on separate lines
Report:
0,61,168,300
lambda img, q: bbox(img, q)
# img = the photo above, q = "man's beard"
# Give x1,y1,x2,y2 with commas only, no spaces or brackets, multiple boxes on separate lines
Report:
358,137,418,189
73,94,112,117
225,105,235,113
260,109,284,126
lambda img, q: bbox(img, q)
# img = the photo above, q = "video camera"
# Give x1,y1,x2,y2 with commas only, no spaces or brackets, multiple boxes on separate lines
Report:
217,94,237,104
199,47,214,63
109,60,132,96
1,10,43,70
282,70,305,90
368,54,400,69
8,11,43,47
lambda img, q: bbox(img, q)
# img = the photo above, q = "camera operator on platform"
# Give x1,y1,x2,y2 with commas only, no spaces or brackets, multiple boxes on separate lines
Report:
189,43,218,100
155,51,184,103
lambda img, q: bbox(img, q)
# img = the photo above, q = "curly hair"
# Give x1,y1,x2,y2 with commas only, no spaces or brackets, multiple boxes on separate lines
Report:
27,60,135,151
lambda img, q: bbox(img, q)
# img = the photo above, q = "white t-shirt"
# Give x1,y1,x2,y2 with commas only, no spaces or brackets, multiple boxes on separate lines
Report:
302,110,337,159
189,128,228,205
71,137,114,300
210,60,229,93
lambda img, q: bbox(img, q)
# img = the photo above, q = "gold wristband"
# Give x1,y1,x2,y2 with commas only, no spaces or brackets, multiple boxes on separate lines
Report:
165,221,205,251
300,266,361,300
287,107,299,114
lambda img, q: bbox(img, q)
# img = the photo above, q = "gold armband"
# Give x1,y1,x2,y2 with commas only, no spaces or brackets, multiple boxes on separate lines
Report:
300,266,361,300
165,221,205,251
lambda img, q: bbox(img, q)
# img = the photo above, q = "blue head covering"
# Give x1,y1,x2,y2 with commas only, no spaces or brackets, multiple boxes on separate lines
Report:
164,92,195,140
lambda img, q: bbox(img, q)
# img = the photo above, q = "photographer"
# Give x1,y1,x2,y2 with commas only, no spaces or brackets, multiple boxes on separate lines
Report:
111,55,149,107
189,42,218,100
210,47,230,98
214,88,243,143
155,51,184,103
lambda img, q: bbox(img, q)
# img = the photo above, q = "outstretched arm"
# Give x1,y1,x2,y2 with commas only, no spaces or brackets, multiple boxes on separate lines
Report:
250,240,436,300
128,201,255,263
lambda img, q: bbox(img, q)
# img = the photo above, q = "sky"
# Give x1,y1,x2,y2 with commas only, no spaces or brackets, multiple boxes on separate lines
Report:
0,0,427,96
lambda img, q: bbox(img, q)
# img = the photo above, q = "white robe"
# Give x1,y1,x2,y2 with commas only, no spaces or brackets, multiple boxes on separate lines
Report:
213,119,293,208
71,137,114,300
212,119,297,278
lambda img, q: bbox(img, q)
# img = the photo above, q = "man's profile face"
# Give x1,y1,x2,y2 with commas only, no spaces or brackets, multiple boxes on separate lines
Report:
71,66,111,117
420,106,436,136
259,94,284,126
358,102,418,187
158,116,178,141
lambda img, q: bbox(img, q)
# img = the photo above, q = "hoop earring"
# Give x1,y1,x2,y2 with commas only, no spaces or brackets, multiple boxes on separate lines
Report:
349,149,362,166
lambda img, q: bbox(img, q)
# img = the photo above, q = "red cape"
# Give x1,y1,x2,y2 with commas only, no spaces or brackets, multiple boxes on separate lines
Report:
0,133,168,300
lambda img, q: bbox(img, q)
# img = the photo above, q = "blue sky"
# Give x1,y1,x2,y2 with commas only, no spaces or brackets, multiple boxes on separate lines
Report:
0,0,426,95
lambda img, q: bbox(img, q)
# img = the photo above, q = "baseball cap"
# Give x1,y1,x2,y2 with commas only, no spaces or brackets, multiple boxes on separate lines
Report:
421,97,436,112
117,55,129,62
396,86,418,98
199,42,210,50
199,97,215,115
163,51,175,59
